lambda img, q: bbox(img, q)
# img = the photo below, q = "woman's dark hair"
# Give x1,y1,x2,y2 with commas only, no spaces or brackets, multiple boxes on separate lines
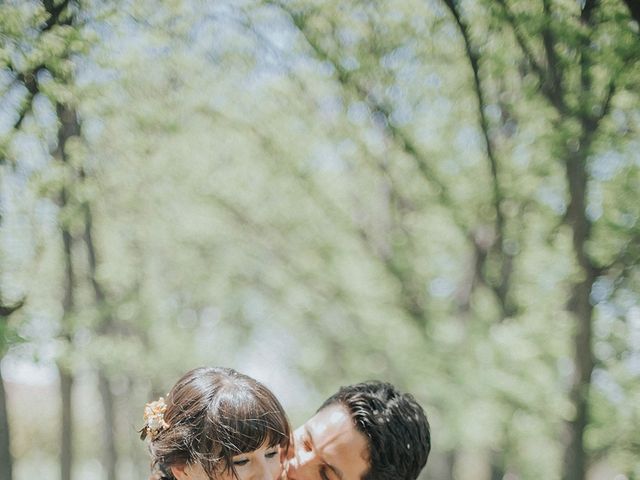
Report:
320,381,430,480
143,367,290,480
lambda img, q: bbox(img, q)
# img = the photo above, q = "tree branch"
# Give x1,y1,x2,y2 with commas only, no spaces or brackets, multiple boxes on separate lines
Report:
42,0,73,30
442,0,520,318
494,0,568,115
541,0,563,101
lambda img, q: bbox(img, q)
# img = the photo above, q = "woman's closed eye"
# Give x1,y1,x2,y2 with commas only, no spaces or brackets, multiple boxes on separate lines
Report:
233,448,279,467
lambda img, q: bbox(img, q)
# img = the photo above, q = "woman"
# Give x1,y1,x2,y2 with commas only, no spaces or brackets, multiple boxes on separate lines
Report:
140,367,290,480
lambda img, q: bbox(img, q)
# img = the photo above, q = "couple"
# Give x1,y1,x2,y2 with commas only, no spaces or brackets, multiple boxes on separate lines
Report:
140,367,431,480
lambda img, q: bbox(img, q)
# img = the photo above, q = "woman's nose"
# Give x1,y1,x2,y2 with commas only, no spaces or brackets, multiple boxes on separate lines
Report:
247,459,276,480
259,465,273,480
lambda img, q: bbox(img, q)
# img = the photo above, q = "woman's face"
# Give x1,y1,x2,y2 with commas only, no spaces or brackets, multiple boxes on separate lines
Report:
173,443,283,480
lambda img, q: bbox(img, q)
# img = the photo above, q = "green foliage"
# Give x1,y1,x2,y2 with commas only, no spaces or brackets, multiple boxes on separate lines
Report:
1,0,639,479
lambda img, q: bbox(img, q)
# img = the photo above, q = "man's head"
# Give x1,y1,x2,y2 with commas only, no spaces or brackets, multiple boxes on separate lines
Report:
287,381,430,480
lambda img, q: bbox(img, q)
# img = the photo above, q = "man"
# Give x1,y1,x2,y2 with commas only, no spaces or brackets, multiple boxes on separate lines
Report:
287,381,430,480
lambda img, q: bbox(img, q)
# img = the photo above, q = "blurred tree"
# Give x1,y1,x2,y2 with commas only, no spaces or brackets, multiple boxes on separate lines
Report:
0,300,24,480
1,1,97,479
82,198,118,480
245,0,639,477
1,0,639,479
54,101,80,480
482,2,639,478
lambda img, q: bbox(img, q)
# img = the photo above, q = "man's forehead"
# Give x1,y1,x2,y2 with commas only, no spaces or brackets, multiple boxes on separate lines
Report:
306,404,369,461
308,405,353,439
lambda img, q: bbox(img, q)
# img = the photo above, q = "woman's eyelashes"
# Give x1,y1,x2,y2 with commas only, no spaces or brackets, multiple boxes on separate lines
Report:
232,449,279,466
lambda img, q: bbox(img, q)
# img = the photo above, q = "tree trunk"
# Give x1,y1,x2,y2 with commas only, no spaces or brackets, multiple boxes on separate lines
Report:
56,102,80,480
83,203,118,480
0,362,13,480
59,366,74,480
98,371,117,480
562,140,595,480
0,301,23,480
561,2,599,475
563,275,594,480
490,450,505,480
58,225,75,480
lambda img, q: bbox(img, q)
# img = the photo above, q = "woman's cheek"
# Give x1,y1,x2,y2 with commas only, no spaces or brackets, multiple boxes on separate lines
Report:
272,460,283,480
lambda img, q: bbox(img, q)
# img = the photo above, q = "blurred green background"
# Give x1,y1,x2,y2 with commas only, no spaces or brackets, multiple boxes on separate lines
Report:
1,0,639,479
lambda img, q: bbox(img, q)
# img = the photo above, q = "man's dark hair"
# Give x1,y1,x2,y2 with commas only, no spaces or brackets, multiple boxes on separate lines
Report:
320,381,430,480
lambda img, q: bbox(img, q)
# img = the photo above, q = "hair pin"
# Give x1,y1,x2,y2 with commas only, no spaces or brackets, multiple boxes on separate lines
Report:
140,397,169,440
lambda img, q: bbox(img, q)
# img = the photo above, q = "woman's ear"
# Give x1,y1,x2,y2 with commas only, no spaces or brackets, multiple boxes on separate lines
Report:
172,462,206,480
170,464,189,480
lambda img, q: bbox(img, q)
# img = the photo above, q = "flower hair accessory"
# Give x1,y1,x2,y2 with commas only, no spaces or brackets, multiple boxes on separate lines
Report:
140,397,169,440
